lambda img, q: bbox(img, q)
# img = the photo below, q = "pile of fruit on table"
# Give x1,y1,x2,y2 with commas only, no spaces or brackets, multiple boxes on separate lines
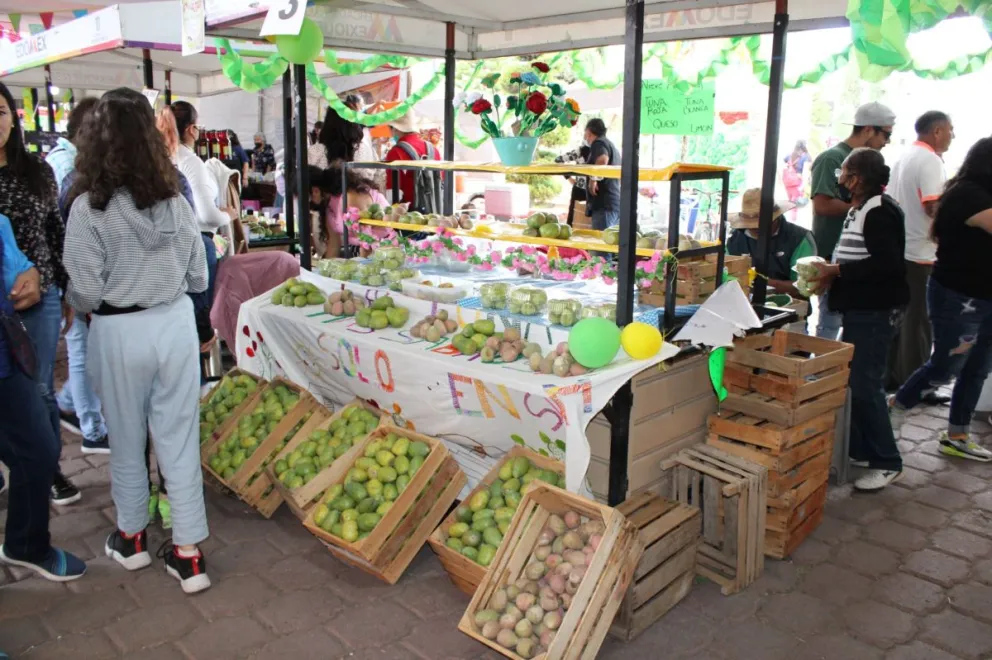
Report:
271,278,326,307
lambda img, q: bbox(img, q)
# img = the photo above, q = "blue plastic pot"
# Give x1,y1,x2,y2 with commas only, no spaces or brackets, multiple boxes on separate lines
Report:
492,136,539,166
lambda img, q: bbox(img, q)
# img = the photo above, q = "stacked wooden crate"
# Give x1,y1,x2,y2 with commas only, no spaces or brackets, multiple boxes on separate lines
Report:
713,329,853,558
639,254,751,306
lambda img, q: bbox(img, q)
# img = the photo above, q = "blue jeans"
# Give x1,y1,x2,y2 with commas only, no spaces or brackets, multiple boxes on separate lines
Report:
0,368,61,561
18,287,62,446
816,291,843,340
896,277,992,434
843,308,904,471
591,208,619,231
56,317,107,442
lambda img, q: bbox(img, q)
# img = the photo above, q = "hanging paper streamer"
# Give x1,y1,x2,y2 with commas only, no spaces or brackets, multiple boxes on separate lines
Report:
215,38,288,92
323,50,424,75
21,88,35,131
708,347,729,403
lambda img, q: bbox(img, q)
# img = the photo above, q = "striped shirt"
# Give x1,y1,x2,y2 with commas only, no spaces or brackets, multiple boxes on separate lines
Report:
833,195,883,264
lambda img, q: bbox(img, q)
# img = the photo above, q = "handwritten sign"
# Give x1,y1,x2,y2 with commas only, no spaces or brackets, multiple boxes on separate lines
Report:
640,81,715,136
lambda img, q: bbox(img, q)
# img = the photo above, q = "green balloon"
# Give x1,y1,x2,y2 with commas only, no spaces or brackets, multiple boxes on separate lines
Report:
568,317,621,369
276,19,324,65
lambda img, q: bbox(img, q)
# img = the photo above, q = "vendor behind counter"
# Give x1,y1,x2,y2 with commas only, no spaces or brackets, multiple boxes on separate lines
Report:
727,187,817,298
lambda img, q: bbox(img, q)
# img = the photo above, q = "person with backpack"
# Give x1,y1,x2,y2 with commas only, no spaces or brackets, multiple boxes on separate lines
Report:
383,110,441,215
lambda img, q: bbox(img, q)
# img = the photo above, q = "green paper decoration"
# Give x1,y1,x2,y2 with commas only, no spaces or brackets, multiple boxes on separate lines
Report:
568,318,622,369
216,38,288,92
276,18,324,65
323,50,424,75
708,347,729,403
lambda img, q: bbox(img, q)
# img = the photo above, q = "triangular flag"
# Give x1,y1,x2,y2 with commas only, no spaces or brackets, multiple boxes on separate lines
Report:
72,9,88,19
9,13,20,33
40,12,54,30
29,24,43,35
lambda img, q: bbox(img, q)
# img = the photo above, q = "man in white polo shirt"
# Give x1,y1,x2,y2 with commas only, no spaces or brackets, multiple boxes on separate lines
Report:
887,111,954,389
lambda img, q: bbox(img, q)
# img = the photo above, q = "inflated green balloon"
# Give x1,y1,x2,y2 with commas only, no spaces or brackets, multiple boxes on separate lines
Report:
276,19,324,65
568,317,621,369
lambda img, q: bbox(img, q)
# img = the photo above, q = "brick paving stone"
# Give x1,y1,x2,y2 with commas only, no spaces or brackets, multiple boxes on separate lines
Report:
104,603,202,652
758,591,840,635
826,498,888,525
60,457,92,477
920,610,992,659
209,513,288,545
682,579,765,624
931,527,992,561
903,451,947,473
602,601,718,658
797,634,885,660
327,599,418,649
872,572,949,614
339,643,424,659
190,574,275,619
0,574,69,618
706,620,800,660
21,632,119,660
258,553,337,592
754,559,800,593
914,485,972,512
975,490,992,512
133,643,188,660
790,538,833,565
893,467,932,489
974,559,992,585
67,465,111,490
810,516,861,545
178,615,273,660
836,541,902,576
126,565,198,608
948,583,992,624
862,520,929,552
246,628,347,659
48,509,110,542
951,510,992,539
44,588,137,635
909,414,950,431
800,564,873,606
900,424,934,442
65,555,142,594
206,539,285,579
841,600,918,649
253,587,345,634
903,549,972,587
892,502,950,530
0,615,50,655
886,641,967,660
403,613,492,660
390,571,471,621
934,470,989,494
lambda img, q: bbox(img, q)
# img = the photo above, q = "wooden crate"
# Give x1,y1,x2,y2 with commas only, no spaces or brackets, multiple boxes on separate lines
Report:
458,483,642,659
722,330,853,426
639,254,751,306
427,447,564,596
765,483,827,559
265,399,385,520
302,425,466,584
609,493,701,642
587,352,717,502
661,445,767,596
199,368,267,448
201,378,317,518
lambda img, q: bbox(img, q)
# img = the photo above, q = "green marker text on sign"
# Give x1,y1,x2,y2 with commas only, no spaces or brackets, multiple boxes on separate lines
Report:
640,81,715,136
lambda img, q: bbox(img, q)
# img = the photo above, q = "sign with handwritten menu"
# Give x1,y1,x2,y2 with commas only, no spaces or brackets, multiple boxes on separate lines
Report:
640,81,715,136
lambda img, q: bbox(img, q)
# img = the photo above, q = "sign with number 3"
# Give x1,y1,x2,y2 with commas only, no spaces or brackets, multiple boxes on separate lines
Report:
260,0,305,37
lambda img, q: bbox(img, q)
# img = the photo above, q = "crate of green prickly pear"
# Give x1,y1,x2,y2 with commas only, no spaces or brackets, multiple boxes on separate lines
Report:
199,368,266,447
266,398,386,520
427,447,565,596
302,425,466,584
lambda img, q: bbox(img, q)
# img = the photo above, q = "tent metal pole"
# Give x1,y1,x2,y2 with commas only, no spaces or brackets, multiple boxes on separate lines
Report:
294,63,312,270
142,48,154,90
443,21,456,214
608,0,645,507
282,69,296,258
43,66,55,132
753,0,789,308
165,70,172,105
29,89,39,131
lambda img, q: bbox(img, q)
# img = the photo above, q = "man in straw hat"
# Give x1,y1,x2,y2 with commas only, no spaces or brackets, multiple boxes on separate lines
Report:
383,109,438,207
727,188,816,298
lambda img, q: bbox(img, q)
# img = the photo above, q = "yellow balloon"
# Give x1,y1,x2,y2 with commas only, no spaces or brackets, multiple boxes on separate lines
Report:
620,322,662,359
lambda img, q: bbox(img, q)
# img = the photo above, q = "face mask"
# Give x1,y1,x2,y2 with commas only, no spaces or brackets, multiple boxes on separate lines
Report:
837,183,853,204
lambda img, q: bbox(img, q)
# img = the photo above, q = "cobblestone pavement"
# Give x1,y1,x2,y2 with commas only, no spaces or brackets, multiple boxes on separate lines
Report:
2,355,992,658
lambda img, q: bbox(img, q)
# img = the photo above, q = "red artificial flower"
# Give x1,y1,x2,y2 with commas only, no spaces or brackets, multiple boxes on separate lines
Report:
471,99,493,114
532,62,550,73
526,91,548,115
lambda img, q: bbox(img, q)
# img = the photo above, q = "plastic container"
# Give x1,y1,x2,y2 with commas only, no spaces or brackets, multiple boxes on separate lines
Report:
384,268,419,292
508,287,548,316
548,299,583,327
371,246,406,270
402,278,469,304
325,259,359,281
581,303,617,322
356,263,385,287
480,283,510,310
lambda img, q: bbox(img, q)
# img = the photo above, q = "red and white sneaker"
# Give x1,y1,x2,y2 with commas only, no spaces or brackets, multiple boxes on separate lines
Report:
105,529,152,571
157,542,211,594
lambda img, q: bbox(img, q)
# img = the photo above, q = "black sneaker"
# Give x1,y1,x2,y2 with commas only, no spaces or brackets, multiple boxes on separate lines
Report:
105,529,152,571
157,541,211,594
58,409,82,436
81,436,111,455
50,473,81,506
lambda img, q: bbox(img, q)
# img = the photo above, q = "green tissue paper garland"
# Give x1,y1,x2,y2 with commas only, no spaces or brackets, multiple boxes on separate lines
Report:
708,347,729,403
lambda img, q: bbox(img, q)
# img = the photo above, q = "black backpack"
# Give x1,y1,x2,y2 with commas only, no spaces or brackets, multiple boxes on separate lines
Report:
396,140,443,215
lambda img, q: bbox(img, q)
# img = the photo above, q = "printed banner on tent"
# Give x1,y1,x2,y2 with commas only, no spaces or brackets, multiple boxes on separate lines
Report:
640,80,715,135
234,271,677,494
182,0,206,55
0,6,123,76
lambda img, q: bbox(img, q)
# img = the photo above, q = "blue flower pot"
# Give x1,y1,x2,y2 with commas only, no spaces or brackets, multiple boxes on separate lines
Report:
492,136,539,167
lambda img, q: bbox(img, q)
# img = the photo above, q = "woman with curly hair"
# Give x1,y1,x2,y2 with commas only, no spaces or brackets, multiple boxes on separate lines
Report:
63,87,211,594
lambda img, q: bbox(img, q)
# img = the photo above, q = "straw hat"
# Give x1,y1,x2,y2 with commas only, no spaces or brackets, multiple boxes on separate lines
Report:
729,188,795,230
387,109,419,134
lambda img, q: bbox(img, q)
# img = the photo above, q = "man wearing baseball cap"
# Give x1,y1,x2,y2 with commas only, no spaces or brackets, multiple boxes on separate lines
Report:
809,101,896,339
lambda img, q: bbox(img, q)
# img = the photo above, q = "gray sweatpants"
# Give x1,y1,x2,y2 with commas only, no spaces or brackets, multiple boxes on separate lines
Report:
88,296,208,546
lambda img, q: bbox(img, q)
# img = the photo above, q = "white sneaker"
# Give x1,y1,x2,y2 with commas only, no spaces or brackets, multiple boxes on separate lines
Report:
854,469,902,492
887,395,907,438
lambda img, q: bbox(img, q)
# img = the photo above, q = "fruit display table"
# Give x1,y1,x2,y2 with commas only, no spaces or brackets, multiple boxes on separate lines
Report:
234,269,680,494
